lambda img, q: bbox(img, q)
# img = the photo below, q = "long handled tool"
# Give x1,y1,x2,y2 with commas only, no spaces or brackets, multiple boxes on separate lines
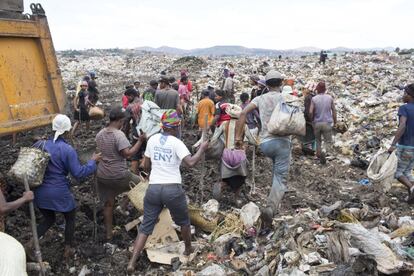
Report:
23,174,46,276
92,173,98,242
197,114,209,204
251,144,256,195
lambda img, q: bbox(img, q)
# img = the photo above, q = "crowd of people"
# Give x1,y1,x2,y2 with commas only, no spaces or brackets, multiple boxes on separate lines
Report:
1,66,413,274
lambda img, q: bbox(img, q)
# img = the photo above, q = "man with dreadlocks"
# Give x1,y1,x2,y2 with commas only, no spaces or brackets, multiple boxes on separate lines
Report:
127,110,208,273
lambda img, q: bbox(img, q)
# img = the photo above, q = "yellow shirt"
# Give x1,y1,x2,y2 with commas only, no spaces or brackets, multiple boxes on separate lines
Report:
197,98,215,129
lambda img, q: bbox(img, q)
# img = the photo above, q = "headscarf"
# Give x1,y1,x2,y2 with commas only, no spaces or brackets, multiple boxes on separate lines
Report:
161,109,181,129
52,114,72,142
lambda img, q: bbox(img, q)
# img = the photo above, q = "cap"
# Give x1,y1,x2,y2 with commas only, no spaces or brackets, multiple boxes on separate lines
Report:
257,79,267,86
265,70,283,81
207,80,215,88
52,114,71,142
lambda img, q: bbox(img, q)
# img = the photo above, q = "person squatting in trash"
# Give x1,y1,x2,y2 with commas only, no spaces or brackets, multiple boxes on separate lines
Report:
207,104,257,207
236,70,292,224
309,81,337,164
389,83,414,203
96,107,146,240
127,110,209,273
28,114,101,260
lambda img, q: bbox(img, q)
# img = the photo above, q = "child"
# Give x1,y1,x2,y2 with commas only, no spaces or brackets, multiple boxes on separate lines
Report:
240,92,261,137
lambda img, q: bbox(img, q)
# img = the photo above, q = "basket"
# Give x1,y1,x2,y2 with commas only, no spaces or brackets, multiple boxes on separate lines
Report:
127,174,148,212
89,106,105,120
188,206,218,233
8,142,50,188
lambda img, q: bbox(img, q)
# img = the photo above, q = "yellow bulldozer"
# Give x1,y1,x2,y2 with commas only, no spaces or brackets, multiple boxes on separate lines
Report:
0,1,65,138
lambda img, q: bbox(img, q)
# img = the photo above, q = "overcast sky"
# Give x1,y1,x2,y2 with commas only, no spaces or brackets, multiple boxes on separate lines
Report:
23,0,412,51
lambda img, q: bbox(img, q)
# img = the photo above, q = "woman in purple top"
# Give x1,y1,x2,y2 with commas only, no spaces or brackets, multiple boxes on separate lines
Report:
31,115,101,259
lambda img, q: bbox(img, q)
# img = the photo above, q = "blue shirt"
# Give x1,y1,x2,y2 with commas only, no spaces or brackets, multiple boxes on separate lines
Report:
398,103,414,147
33,138,96,212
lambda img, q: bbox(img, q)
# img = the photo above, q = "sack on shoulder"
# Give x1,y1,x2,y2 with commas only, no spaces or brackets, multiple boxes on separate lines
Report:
8,141,50,188
267,95,306,136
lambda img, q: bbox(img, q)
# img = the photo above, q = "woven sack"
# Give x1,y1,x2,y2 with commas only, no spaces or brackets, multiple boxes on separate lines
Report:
89,106,105,120
8,141,49,188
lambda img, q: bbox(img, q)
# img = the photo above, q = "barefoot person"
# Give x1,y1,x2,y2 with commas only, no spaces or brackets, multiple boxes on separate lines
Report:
388,83,414,202
127,110,208,273
96,107,145,240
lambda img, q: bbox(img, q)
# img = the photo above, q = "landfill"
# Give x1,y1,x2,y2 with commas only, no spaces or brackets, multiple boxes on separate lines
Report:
1,49,414,275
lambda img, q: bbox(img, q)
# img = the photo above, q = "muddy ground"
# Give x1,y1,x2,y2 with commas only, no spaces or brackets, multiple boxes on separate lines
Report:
1,75,413,276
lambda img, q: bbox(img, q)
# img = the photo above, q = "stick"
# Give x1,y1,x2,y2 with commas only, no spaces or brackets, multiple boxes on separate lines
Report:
198,114,209,204
92,174,98,242
23,175,46,276
251,145,256,195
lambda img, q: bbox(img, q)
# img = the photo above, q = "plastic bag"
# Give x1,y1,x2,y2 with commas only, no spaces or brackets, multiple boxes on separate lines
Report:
338,222,406,274
267,95,305,136
136,101,166,138
8,142,50,188
367,150,397,192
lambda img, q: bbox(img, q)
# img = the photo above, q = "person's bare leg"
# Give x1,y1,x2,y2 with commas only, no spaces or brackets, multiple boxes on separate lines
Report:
71,121,79,137
127,233,149,273
103,197,115,240
86,121,90,131
398,176,413,191
180,225,193,256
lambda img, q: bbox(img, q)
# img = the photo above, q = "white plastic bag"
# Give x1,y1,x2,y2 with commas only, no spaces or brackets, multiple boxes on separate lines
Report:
136,101,166,138
267,95,305,136
338,223,406,274
367,150,397,192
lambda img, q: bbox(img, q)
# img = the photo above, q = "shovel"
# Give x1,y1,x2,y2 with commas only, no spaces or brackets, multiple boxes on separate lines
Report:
23,174,46,276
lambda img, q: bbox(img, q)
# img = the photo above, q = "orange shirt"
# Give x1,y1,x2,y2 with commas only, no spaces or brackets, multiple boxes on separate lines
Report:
197,98,215,128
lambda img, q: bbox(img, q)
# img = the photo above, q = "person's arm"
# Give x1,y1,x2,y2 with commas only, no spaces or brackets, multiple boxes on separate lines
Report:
182,142,209,168
0,190,33,215
331,98,337,125
389,116,407,153
309,100,315,122
67,148,100,180
176,94,183,114
142,156,151,173
73,94,79,111
120,134,146,159
236,102,257,142
253,108,261,130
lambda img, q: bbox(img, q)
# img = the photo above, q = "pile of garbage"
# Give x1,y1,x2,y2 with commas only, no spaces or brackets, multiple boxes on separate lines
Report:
48,50,414,274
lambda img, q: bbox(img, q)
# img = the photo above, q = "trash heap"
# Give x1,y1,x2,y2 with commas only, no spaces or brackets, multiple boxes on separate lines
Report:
50,50,414,274
173,200,414,276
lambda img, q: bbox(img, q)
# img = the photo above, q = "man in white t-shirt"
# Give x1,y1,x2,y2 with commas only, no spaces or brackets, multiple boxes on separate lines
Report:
127,110,208,273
